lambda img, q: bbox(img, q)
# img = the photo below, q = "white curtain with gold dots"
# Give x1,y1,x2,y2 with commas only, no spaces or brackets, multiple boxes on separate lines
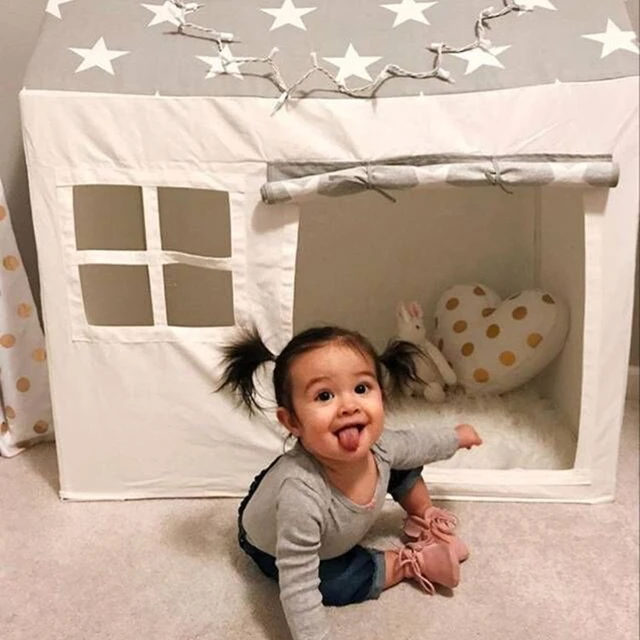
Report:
0,180,53,457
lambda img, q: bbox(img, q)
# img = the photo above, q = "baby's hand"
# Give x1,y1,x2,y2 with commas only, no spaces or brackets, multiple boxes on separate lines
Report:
455,424,483,450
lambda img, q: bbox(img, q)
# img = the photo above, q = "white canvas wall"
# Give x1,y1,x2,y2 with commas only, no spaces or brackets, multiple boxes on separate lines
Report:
534,188,586,433
19,77,639,501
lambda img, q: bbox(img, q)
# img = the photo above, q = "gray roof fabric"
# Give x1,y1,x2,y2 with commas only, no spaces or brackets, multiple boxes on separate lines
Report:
24,0,638,99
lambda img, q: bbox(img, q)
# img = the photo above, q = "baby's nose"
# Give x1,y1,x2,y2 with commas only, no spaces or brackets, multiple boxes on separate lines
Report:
338,399,360,415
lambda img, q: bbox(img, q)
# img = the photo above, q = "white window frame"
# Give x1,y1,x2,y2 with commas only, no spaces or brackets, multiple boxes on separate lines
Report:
56,167,249,343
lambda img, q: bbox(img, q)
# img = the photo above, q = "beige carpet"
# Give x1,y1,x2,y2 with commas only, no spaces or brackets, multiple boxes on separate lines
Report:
2,399,638,640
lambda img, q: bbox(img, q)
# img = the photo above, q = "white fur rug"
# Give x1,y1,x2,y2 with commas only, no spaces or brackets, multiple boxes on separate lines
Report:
384,386,577,470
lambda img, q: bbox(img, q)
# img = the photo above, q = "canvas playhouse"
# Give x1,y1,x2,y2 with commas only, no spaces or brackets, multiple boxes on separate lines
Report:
20,0,638,502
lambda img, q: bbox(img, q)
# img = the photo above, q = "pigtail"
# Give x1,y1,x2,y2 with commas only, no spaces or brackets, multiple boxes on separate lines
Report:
216,327,276,414
378,339,427,397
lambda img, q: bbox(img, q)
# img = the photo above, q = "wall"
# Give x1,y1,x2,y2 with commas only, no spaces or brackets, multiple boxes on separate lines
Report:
0,1,47,311
1,0,638,365
628,0,640,367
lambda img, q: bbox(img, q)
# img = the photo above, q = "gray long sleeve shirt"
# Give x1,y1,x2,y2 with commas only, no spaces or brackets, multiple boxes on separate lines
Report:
241,426,459,640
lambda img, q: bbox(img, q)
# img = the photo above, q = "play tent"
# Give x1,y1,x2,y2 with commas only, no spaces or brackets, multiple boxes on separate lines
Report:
20,0,638,502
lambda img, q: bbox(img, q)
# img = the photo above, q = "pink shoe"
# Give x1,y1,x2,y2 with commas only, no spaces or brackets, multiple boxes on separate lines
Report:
403,506,470,562
397,540,460,593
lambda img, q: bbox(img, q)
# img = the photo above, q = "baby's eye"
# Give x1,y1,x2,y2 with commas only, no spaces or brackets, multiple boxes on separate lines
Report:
315,390,334,402
354,383,370,395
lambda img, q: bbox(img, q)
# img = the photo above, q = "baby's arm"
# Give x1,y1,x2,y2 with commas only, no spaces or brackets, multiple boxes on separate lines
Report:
275,479,329,640
381,422,482,469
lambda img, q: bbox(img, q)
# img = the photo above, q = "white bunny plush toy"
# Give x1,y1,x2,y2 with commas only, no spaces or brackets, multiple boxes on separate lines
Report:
396,301,458,403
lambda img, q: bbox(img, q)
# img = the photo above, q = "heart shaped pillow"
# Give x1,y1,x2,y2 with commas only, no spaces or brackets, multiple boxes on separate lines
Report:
432,283,570,395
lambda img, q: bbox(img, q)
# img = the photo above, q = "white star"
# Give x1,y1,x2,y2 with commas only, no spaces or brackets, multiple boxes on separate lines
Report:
515,0,556,11
69,37,129,75
142,1,182,27
582,19,639,58
452,45,511,75
196,45,243,79
261,0,317,31
323,44,382,83
46,0,75,19
381,0,437,27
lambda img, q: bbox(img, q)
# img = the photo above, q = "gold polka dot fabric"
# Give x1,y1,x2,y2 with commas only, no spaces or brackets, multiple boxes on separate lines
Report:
0,183,53,457
433,283,570,395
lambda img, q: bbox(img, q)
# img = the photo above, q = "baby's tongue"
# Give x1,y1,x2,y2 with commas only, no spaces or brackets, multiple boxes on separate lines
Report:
337,426,360,452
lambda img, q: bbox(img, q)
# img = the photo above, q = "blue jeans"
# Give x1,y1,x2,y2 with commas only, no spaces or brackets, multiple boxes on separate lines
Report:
237,457,423,606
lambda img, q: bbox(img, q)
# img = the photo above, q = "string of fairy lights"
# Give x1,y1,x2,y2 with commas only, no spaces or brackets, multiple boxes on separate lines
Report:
170,0,534,114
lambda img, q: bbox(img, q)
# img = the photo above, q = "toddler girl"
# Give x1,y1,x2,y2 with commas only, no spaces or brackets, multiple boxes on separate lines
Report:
218,325,482,640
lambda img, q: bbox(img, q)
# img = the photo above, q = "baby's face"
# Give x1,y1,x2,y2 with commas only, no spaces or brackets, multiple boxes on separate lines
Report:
277,343,385,466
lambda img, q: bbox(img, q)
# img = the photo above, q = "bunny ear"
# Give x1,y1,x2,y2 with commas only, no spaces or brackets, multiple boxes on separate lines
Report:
408,301,423,319
397,302,410,321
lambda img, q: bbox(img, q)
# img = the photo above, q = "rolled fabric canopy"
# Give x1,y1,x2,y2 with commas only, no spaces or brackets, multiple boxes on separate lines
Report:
260,155,619,205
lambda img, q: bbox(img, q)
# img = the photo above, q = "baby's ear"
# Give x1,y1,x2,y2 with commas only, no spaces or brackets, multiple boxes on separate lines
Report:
277,407,301,437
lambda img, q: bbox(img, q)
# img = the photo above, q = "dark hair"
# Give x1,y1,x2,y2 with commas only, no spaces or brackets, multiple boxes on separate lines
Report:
217,325,427,415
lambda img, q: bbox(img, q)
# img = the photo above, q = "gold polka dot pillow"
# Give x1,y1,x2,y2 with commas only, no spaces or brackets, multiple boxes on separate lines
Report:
433,283,570,395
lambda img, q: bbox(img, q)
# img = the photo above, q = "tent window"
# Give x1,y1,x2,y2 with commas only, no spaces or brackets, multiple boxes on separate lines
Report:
72,185,236,331
79,264,153,326
158,187,231,257
163,263,234,327
74,185,146,250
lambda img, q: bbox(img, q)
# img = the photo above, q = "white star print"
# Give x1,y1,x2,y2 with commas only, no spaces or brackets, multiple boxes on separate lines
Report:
323,44,382,83
552,164,586,183
196,45,244,79
292,175,319,195
582,19,639,58
381,0,437,27
419,165,450,184
515,0,556,12
46,0,75,19
261,0,317,31
142,1,182,27
452,45,511,75
69,37,129,75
